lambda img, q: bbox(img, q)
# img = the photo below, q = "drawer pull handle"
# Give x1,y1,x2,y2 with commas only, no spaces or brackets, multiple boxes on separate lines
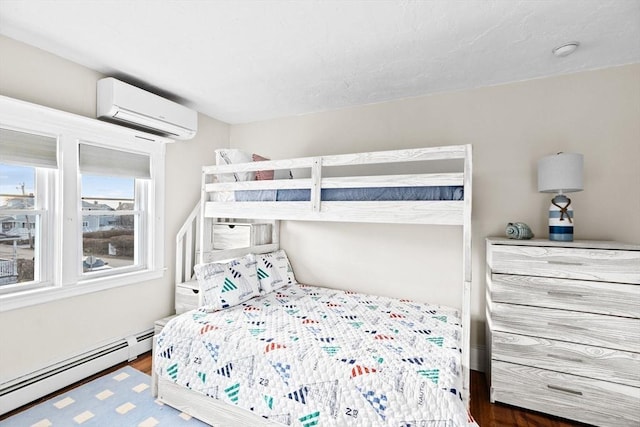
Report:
547,384,583,396
547,322,587,331
547,291,583,298
546,353,583,363
547,260,584,266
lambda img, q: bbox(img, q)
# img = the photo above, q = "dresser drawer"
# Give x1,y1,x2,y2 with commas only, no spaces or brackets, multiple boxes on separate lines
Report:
492,361,640,427
488,273,640,318
176,282,199,314
487,244,640,284
212,222,272,250
491,331,640,387
490,302,640,353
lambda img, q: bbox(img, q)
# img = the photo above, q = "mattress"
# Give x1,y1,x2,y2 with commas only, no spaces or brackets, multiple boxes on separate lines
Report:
154,283,470,426
234,186,464,202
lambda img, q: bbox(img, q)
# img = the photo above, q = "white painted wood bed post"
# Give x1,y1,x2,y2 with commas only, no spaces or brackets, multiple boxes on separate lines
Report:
311,157,322,212
462,144,473,408
184,221,193,281
197,167,208,306
175,230,184,286
272,219,280,250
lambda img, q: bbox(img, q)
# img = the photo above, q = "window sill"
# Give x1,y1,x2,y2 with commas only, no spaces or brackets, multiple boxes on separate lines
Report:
0,269,165,313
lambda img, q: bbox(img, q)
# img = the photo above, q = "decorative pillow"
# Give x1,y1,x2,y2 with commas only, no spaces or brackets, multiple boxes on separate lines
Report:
215,149,255,182
252,153,293,180
252,153,274,180
193,254,260,310
255,250,297,293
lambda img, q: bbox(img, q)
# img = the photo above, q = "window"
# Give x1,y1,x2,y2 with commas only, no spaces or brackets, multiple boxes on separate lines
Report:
0,96,166,311
81,174,137,274
79,144,152,278
0,128,56,293
0,164,37,285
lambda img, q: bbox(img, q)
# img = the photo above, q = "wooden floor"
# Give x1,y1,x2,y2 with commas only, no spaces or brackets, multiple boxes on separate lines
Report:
2,351,587,426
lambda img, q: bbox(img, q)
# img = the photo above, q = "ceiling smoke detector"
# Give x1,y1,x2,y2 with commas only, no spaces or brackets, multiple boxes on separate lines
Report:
553,42,580,57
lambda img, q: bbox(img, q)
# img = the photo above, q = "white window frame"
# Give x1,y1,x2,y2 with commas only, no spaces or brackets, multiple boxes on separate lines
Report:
78,144,151,279
0,139,57,294
79,174,145,279
0,95,168,312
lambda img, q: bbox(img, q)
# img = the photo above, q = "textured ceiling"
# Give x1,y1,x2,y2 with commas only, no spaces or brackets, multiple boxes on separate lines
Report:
1,0,639,124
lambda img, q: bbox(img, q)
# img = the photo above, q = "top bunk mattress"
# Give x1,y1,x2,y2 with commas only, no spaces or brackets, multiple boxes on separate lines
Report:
154,282,469,426
231,185,464,202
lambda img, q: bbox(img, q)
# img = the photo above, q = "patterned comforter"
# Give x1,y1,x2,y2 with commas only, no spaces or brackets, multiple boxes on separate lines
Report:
154,283,470,426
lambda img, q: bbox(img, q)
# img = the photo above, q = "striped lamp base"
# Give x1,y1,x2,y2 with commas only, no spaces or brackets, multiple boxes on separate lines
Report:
549,194,574,241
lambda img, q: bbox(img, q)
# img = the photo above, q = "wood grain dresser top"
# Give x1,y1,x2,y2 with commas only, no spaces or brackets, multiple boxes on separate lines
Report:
487,237,640,251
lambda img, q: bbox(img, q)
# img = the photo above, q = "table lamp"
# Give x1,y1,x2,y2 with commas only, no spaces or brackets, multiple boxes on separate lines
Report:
537,152,583,241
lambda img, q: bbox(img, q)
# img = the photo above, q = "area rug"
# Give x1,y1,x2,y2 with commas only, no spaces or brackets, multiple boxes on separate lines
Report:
1,366,210,426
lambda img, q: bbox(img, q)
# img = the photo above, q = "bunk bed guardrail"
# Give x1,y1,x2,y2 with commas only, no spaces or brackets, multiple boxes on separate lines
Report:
201,145,470,226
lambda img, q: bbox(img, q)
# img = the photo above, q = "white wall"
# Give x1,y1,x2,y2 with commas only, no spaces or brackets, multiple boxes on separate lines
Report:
230,63,640,350
0,35,229,381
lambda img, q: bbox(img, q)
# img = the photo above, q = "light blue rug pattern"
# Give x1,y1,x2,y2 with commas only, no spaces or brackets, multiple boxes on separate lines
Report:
1,366,210,426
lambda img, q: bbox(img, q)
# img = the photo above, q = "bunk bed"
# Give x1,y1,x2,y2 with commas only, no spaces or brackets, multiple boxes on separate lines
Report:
153,144,474,426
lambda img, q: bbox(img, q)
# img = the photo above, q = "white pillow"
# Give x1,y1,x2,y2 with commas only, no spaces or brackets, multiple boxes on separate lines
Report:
215,149,255,182
194,254,260,310
255,250,296,293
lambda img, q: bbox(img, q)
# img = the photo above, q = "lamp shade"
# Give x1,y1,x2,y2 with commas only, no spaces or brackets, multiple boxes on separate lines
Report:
538,152,583,193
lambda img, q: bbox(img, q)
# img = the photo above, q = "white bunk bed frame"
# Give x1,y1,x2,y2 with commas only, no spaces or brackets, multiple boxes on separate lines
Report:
157,144,473,426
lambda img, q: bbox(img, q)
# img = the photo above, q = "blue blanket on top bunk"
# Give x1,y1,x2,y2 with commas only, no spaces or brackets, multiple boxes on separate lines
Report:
235,186,464,202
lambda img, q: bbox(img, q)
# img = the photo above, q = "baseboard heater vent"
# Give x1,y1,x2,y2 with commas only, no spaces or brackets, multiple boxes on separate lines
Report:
0,328,153,415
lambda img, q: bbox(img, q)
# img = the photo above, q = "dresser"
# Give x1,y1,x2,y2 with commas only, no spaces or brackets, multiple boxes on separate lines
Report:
486,237,640,426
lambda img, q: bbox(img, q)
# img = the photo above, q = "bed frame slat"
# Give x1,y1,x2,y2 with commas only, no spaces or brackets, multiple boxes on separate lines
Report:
205,200,464,225
203,145,468,175
205,172,463,192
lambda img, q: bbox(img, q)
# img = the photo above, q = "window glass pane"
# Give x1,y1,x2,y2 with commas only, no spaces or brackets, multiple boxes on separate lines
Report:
82,216,135,272
81,175,134,209
0,163,35,209
81,175,136,274
0,214,37,285
0,163,38,286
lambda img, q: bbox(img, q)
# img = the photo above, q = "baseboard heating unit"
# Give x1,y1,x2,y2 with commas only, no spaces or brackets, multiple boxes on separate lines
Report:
0,328,153,415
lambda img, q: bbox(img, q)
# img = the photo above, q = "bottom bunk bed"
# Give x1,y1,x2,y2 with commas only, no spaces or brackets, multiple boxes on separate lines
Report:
155,282,470,426
154,249,475,426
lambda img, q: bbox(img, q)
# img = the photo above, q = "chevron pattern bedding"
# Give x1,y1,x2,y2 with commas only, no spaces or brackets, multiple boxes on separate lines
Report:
154,283,471,426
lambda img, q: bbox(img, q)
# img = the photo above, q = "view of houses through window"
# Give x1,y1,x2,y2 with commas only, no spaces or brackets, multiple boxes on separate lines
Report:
81,174,136,273
0,164,37,285
0,165,138,286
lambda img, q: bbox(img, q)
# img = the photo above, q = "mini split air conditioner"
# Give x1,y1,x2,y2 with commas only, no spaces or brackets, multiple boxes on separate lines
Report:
97,77,197,140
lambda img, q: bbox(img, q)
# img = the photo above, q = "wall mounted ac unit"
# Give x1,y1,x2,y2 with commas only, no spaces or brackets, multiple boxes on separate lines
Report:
97,77,197,140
